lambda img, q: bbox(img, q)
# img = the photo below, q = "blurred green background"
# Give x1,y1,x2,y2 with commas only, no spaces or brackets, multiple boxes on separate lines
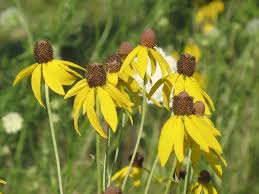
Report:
0,0,259,193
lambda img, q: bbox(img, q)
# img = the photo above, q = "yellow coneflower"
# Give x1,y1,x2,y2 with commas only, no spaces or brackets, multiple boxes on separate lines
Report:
191,170,218,194
158,92,222,166
0,179,6,194
112,152,144,187
13,40,85,107
120,29,171,79
150,54,215,115
104,51,161,110
64,63,134,138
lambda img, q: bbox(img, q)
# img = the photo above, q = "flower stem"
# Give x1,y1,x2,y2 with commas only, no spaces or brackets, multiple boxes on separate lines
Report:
183,149,192,194
144,155,158,194
45,84,64,194
103,128,111,190
96,97,102,194
164,158,177,194
121,83,147,191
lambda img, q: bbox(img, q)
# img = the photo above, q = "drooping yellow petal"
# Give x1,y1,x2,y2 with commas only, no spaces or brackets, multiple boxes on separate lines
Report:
0,179,6,184
203,186,209,194
191,116,222,154
73,89,88,135
105,83,134,107
58,63,83,78
184,116,209,153
158,116,176,167
165,73,179,86
112,166,129,181
148,51,156,75
162,81,172,110
185,77,211,115
201,89,215,111
51,61,77,85
97,87,118,132
172,117,185,162
119,73,140,93
55,59,86,71
86,89,107,138
148,78,164,97
134,46,148,78
31,64,45,107
149,49,167,77
65,79,88,99
209,185,218,194
120,46,141,72
204,151,223,177
174,75,185,96
153,48,171,73
13,64,38,86
191,143,202,165
201,116,221,136
42,63,65,95
107,73,118,86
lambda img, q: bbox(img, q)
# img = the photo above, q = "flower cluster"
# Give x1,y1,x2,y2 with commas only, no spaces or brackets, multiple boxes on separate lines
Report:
195,0,224,34
11,27,226,194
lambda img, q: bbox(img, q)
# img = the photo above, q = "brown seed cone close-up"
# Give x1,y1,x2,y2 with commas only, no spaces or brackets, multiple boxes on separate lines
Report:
86,63,107,88
177,53,196,77
140,28,156,48
104,54,123,73
34,40,53,63
173,91,194,115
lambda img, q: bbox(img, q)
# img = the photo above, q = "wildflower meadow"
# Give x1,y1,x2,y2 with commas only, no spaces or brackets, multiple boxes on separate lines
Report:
0,0,258,194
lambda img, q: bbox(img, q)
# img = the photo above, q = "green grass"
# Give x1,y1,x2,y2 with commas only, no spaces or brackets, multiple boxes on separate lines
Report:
0,0,259,193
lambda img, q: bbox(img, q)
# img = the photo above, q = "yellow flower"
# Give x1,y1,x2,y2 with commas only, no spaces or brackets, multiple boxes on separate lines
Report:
112,153,144,187
120,29,171,80
184,43,201,62
195,0,224,25
202,23,215,34
150,54,215,115
13,40,85,107
64,63,134,138
158,92,222,166
191,170,218,194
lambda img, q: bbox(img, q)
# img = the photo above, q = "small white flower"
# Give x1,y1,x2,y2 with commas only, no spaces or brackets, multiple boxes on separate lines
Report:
135,47,177,103
2,112,23,134
51,113,60,123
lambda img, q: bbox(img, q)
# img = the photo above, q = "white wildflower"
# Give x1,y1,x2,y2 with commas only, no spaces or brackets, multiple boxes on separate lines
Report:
135,47,177,103
2,112,23,134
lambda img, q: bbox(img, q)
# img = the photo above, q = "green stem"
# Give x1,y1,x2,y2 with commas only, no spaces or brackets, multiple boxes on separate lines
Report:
164,158,177,194
183,149,192,194
45,84,64,194
121,84,147,191
103,128,111,190
144,155,159,194
96,98,102,194
108,113,126,186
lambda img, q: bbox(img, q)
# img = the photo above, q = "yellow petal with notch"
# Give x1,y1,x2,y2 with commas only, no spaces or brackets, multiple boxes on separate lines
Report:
86,89,107,138
97,87,118,132
13,64,38,86
31,64,45,107
158,116,176,166
120,46,141,72
65,79,88,99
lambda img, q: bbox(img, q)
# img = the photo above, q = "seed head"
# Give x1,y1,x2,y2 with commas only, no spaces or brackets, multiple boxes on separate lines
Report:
174,169,186,180
173,91,193,115
193,101,205,116
86,63,107,88
103,186,122,194
118,42,133,58
198,170,211,184
177,53,196,77
128,152,144,168
104,54,122,73
34,40,53,63
140,28,156,48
